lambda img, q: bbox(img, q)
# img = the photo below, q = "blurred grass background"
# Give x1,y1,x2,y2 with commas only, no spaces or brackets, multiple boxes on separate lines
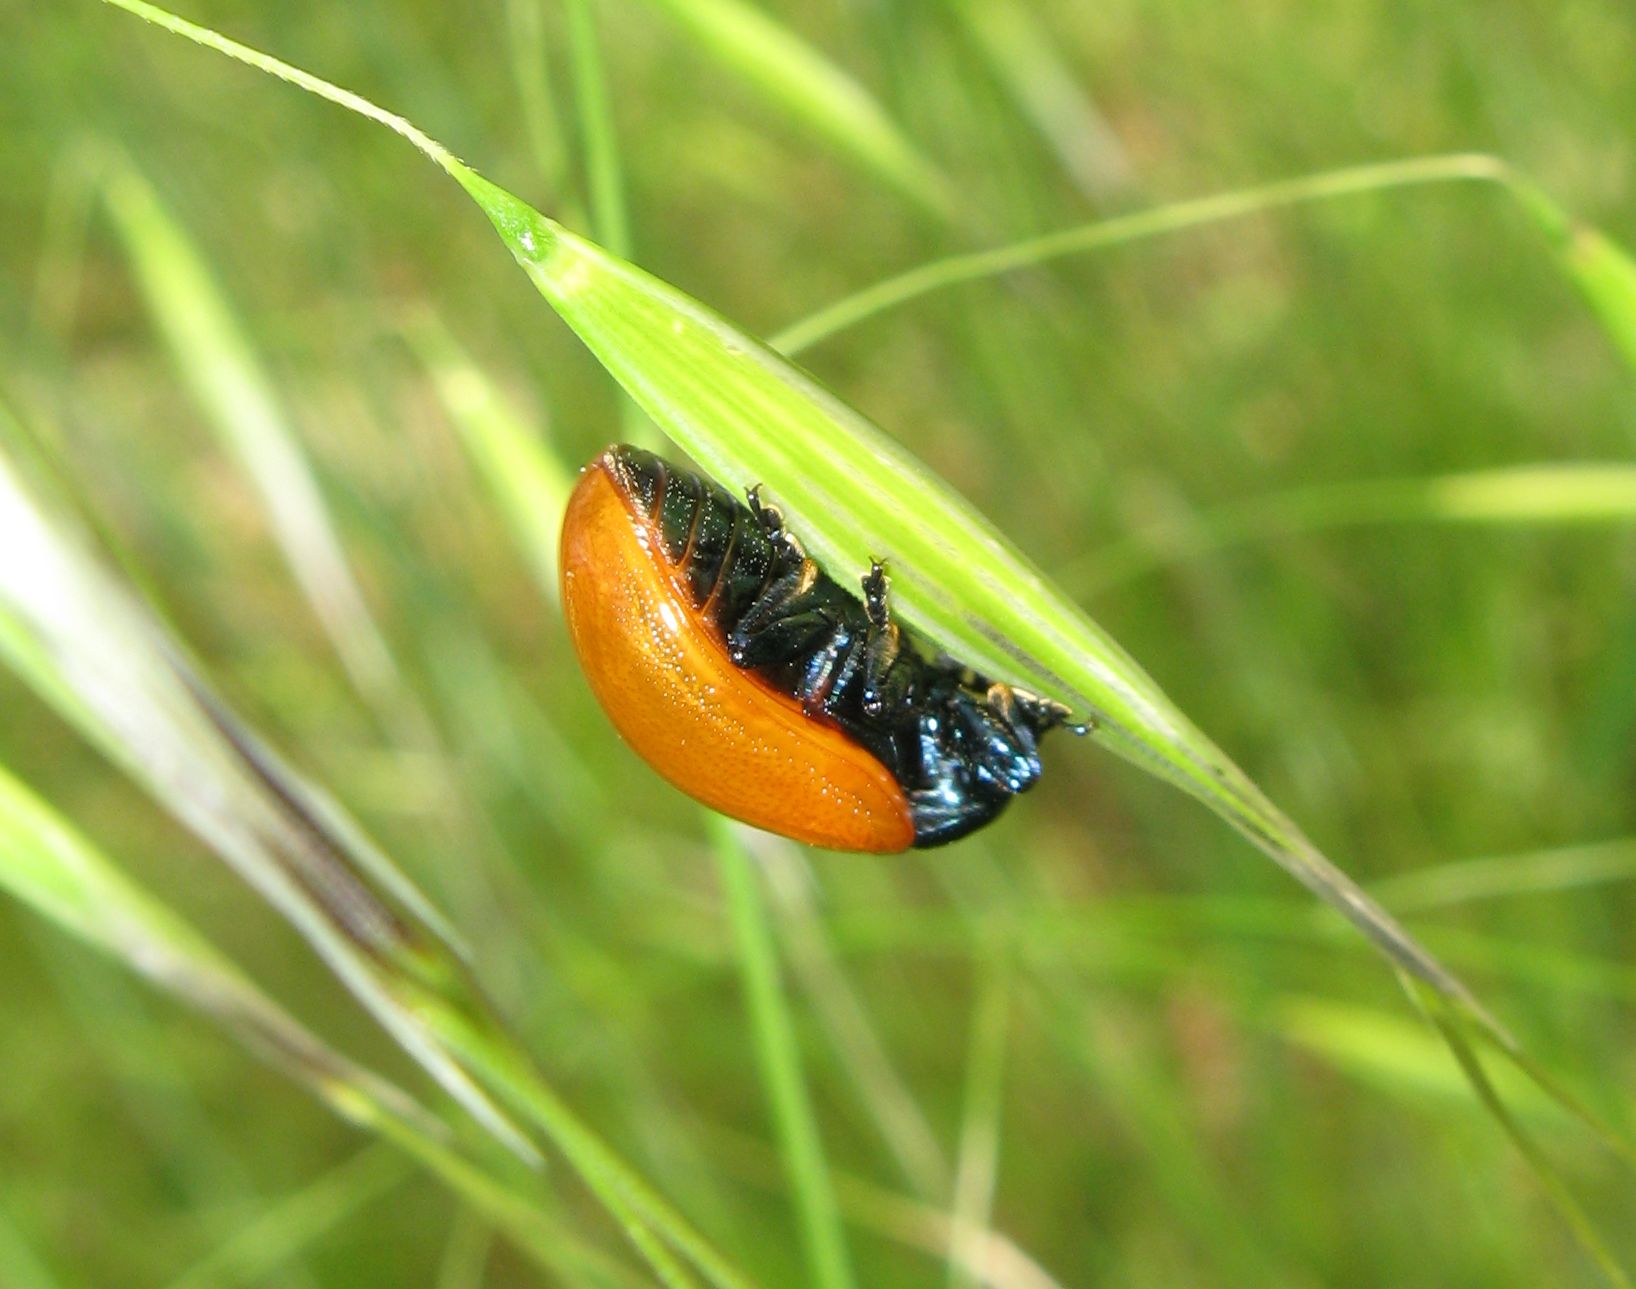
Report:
4,0,1636,1285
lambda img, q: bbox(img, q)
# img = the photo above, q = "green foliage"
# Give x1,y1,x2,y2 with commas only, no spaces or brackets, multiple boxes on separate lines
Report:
3,0,1636,1286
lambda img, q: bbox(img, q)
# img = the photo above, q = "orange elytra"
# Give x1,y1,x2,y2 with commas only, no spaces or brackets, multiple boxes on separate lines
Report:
559,446,1076,851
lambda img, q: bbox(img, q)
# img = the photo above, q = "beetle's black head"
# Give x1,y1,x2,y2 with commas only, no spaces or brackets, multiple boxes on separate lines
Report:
902,678,1079,848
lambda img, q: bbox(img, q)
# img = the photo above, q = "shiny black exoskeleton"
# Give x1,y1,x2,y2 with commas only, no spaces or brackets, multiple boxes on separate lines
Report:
607,445,1078,847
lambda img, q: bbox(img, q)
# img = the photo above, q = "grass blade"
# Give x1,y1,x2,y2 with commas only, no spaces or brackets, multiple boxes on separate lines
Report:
1560,224,1636,374
942,0,1131,201
947,961,1008,1289
85,3,1636,1272
714,820,856,1289
0,762,650,1285
99,156,402,713
565,0,631,258
403,311,575,596
1063,463,1636,593
770,153,1636,368
1410,982,1635,1289
159,1147,413,1289
102,0,1495,1060
0,1201,70,1289
487,194,1478,1013
637,0,951,218
0,405,752,1286
0,428,528,1158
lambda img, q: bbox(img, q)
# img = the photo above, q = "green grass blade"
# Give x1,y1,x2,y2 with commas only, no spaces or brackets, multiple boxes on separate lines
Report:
160,1147,413,1289
87,4,1636,1269
714,820,856,1289
947,961,1008,1289
0,763,652,1285
1064,463,1636,593
1409,983,1635,1289
770,154,1515,352
0,1202,69,1289
491,198,1478,1017
99,158,402,712
503,0,571,199
101,0,1491,1048
0,405,751,1286
637,0,952,218
0,448,530,1151
565,0,631,258
1369,838,1636,913
0,432,532,1160
942,0,1131,201
757,841,950,1200
771,153,1636,369
1559,225,1636,374
404,311,575,596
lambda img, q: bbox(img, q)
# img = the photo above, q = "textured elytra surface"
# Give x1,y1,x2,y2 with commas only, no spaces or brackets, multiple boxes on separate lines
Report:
559,459,916,853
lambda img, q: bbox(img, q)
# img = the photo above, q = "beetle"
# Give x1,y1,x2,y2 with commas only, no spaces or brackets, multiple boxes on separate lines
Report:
559,445,1078,851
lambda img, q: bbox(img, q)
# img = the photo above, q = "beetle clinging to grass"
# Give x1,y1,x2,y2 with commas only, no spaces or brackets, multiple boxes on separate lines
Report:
560,445,1079,851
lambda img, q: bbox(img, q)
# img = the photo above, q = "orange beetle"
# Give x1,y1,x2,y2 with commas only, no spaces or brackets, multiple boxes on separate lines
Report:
559,446,1074,851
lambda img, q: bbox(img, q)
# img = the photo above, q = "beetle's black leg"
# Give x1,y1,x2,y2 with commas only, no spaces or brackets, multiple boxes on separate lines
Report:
731,605,835,670
746,484,804,558
861,560,890,628
794,623,861,715
1006,686,1085,737
949,689,1042,795
734,559,819,640
855,560,906,716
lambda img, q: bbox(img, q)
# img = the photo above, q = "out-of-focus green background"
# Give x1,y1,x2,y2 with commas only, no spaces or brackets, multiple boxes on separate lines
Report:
3,1,1635,1285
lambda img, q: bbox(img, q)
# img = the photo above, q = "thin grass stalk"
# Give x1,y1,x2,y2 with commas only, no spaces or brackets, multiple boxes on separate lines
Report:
1061,464,1636,594
159,1147,413,1289
99,157,402,715
0,1205,66,1289
756,839,951,1200
946,960,1008,1289
705,1126,1068,1289
0,763,595,1281
769,153,1636,359
713,820,857,1289
504,0,571,200
1409,980,1634,1289
566,0,631,259
636,0,952,218
82,3,1636,1272
0,416,749,1286
402,310,573,596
